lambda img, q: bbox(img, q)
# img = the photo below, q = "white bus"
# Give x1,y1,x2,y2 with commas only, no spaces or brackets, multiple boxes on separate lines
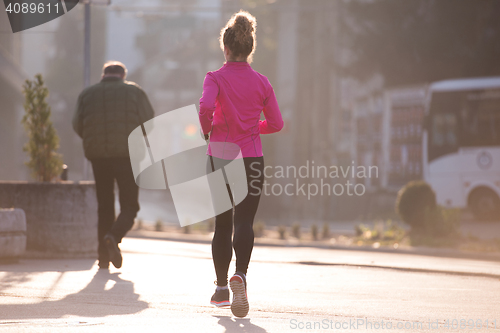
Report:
423,77,500,221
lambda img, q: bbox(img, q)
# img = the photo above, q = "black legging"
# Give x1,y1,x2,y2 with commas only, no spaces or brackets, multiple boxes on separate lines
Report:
208,156,264,286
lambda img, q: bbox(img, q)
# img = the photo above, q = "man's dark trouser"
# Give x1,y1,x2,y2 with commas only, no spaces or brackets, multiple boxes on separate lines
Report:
91,157,140,263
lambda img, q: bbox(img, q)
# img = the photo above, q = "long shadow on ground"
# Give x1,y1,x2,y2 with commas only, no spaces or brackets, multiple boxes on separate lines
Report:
0,270,148,320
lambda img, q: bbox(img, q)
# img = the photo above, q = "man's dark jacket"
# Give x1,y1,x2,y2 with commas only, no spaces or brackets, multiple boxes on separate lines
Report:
72,77,154,160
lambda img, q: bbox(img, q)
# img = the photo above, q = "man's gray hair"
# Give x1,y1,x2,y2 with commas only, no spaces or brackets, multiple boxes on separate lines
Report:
102,61,127,78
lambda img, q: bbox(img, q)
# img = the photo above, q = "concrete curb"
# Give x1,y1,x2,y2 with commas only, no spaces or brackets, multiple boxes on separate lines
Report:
127,229,500,263
293,261,500,280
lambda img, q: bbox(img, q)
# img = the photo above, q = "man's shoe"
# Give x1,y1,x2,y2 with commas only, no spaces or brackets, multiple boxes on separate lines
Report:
104,234,122,269
98,260,109,270
229,272,249,317
210,287,230,307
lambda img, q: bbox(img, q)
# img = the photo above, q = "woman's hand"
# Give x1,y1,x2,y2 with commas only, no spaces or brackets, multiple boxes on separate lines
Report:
200,129,210,141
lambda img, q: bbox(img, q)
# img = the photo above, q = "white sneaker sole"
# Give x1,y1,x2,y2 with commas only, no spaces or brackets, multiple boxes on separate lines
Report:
229,276,249,318
210,300,231,307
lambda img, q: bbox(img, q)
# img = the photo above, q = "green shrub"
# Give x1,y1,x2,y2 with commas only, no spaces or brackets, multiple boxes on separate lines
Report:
354,220,407,245
380,220,406,241
136,219,143,230
22,74,63,181
207,218,215,232
396,181,460,239
278,225,287,240
322,222,330,239
409,208,461,247
155,219,163,232
253,220,265,238
292,223,301,239
311,224,318,241
354,224,364,237
396,181,436,231
355,223,380,240
421,206,460,237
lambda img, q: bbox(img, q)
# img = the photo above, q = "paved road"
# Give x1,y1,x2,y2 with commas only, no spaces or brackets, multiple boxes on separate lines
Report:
1,237,499,332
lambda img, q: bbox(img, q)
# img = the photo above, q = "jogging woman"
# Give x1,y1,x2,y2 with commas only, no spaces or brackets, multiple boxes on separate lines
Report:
199,10,284,318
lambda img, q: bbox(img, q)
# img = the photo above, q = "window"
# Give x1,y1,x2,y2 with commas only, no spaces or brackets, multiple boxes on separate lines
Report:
427,92,459,162
428,89,500,162
431,113,458,148
460,91,500,147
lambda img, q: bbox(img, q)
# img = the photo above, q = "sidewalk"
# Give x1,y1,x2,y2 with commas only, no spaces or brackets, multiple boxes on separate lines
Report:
1,237,500,332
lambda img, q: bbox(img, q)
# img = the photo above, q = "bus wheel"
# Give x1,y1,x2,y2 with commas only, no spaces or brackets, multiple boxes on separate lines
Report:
468,187,500,221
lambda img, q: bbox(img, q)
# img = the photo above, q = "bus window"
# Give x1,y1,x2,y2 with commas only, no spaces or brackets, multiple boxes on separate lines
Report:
432,113,457,147
427,91,459,162
460,91,500,147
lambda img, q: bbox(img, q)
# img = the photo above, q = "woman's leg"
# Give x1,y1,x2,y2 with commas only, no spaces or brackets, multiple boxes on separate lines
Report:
212,206,233,286
233,157,264,275
208,156,235,286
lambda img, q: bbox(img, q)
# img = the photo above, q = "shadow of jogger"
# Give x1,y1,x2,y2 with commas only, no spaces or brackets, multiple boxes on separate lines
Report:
0,269,148,320
214,315,268,333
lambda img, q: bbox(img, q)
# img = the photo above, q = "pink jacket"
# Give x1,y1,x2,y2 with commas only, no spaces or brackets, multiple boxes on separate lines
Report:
199,61,284,158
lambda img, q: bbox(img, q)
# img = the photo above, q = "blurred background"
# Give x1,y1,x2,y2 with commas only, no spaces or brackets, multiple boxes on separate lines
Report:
1,0,499,229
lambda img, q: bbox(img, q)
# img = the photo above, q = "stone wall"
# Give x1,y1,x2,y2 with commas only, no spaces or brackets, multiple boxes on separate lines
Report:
0,208,26,259
0,181,97,258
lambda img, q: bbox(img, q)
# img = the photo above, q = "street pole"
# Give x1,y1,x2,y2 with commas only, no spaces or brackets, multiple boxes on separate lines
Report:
82,1,91,180
84,2,90,88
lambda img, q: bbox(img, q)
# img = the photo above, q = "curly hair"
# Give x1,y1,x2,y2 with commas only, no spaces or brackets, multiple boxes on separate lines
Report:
220,10,257,63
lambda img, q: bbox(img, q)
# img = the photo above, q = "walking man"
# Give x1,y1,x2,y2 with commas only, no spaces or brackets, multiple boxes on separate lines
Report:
73,61,154,269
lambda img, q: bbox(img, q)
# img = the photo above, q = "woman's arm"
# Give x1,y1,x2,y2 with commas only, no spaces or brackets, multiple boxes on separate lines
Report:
259,83,284,134
199,73,219,135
